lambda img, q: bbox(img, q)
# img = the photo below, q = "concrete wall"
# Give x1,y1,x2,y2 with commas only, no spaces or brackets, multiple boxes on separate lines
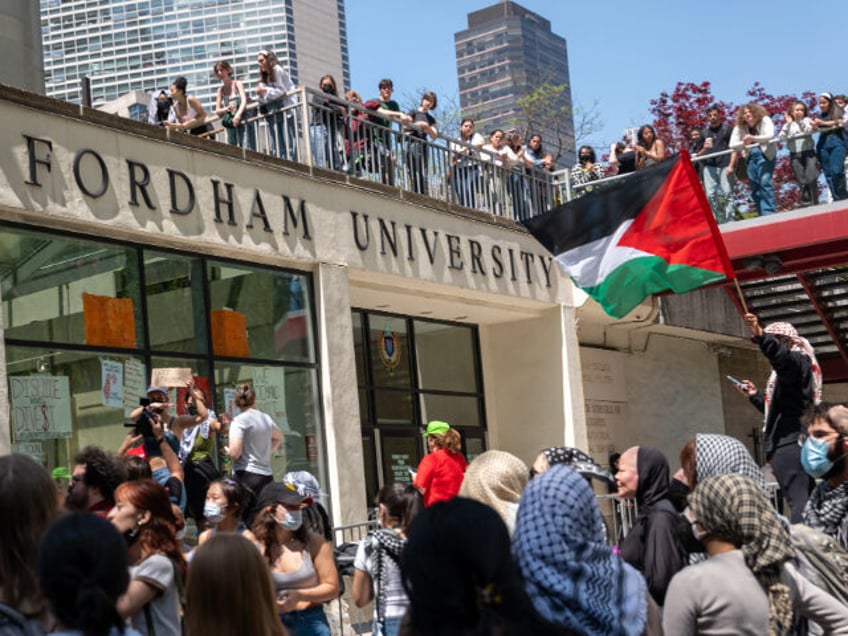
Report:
0,2,44,95
480,304,586,467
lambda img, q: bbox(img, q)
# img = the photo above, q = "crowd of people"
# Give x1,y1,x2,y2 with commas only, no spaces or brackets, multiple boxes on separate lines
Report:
572,96,848,224
144,41,848,226
145,50,563,221
7,319,848,635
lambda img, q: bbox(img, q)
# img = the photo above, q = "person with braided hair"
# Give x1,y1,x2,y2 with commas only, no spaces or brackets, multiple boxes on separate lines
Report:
352,482,423,636
663,473,848,635
735,312,821,522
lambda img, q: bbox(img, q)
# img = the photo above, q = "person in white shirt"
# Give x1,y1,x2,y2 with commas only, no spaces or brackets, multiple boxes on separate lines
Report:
729,103,776,216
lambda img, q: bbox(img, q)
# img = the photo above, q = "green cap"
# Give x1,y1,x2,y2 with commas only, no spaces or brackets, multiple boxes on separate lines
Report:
423,420,450,437
52,466,71,480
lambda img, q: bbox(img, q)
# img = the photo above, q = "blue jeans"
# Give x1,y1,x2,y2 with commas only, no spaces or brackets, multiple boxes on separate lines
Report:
817,133,848,201
406,140,429,194
702,164,735,223
310,124,344,171
226,120,256,152
746,147,775,215
280,606,331,636
266,108,297,161
374,616,403,636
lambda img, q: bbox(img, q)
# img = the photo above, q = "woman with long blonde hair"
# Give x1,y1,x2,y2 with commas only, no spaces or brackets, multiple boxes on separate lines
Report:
186,533,286,636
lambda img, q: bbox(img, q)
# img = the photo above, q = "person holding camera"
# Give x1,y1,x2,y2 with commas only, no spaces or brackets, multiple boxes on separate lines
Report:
172,379,223,528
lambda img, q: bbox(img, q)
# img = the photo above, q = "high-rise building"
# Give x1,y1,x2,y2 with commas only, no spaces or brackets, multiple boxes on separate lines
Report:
40,0,349,112
454,1,574,166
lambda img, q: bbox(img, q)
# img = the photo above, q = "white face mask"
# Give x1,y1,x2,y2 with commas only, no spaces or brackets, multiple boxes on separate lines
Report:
175,527,187,541
685,507,708,541
204,501,225,524
276,508,303,531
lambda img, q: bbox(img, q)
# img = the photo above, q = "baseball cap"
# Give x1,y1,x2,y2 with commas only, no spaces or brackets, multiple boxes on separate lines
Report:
423,420,451,437
147,386,169,397
255,481,308,511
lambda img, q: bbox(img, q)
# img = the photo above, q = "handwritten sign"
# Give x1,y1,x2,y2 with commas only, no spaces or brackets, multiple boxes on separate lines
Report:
150,367,192,388
100,359,124,409
123,358,148,418
11,376,72,440
253,367,288,430
12,442,44,464
223,388,241,420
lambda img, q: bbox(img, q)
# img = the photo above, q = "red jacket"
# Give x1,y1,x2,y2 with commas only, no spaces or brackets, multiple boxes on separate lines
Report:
414,449,467,506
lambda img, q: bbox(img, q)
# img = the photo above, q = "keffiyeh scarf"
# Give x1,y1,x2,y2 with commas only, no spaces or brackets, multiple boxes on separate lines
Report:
542,446,615,486
692,473,796,635
513,465,647,635
803,480,848,550
763,322,822,426
696,434,767,494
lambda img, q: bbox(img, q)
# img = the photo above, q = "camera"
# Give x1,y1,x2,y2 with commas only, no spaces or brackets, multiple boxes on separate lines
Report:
124,396,156,438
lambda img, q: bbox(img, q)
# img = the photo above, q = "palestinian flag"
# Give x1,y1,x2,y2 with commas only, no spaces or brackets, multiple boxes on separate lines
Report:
523,150,733,319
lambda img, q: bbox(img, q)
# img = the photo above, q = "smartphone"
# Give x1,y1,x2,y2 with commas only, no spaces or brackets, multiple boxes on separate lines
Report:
726,375,746,389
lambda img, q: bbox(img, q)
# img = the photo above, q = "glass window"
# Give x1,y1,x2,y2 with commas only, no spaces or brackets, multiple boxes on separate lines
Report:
143,251,207,354
413,320,478,392
214,363,323,482
206,261,314,363
1,227,144,349
419,393,481,429
6,344,147,472
368,316,410,389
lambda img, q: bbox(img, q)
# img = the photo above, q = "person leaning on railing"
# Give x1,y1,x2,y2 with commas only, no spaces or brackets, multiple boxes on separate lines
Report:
729,103,776,216
214,59,256,152
255,49,297,161
448,118,485,209
570,145,606,198
404,91,438,196
778,101,818,207
812,92,848,201
164,76,210,136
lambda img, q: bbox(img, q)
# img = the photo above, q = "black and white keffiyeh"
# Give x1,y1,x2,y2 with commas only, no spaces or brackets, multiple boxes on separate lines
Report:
695,433,767,494
803,480,848,550
513,465,647,635
542,446,615,486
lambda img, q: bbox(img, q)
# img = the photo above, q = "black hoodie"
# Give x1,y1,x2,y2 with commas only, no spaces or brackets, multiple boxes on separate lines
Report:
619,446,687,606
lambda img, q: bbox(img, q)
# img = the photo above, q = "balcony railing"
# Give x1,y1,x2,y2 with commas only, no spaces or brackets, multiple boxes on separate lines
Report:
176,87,846,225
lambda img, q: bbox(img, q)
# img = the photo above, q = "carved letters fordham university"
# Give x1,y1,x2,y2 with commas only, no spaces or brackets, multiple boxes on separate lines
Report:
21,134,552,287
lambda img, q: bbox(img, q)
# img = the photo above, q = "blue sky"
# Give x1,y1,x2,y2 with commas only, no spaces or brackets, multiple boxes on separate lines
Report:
347,0,848,153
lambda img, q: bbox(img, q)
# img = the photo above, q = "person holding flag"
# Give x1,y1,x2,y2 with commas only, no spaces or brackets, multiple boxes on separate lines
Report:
734,313,821,523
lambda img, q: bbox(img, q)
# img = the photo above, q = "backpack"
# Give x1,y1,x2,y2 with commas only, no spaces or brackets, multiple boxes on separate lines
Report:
0,604,45,636
790,523,848,605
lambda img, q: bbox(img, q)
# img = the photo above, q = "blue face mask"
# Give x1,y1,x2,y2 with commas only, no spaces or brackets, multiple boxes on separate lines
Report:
801,436,838,479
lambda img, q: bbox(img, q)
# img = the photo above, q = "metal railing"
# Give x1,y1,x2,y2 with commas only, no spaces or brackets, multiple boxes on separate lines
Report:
172,86,556,223
172,90,846,225
552,123,848,223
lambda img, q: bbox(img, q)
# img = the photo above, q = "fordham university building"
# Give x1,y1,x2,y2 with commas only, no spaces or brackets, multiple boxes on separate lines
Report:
0,84,817,525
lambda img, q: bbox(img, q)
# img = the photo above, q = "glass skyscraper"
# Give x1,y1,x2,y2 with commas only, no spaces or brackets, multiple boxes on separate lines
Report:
455,2,574,166
40,0,349,116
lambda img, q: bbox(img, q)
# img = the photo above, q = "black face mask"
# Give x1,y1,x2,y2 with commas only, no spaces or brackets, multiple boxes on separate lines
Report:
667,478,690,513
123,527,140,548
673,512,706,554
321,85,334,94
579,155,592,162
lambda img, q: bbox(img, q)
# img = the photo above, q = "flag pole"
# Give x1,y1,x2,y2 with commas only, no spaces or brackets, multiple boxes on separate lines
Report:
733,278,749,314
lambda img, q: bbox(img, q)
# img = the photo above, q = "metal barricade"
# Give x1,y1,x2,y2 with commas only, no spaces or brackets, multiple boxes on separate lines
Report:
330,519,378,636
